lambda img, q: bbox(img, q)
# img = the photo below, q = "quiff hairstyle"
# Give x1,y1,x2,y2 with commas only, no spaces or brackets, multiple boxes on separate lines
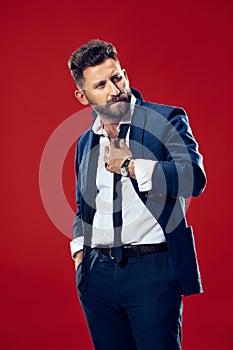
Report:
68,39,118,89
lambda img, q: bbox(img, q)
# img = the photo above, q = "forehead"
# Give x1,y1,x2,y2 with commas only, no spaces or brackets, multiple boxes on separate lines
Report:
82,58,122,87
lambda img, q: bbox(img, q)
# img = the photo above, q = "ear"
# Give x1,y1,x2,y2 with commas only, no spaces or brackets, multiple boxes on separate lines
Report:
74,89,89,105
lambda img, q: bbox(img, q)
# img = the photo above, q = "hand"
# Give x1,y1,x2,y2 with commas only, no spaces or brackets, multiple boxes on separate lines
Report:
74,250,83,271
104,139,133,174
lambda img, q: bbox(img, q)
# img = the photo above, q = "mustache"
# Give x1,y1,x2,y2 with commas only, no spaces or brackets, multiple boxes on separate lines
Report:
108,94,130,104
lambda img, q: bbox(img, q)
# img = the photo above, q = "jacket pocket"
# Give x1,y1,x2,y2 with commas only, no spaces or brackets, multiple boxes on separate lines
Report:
166,226,203,296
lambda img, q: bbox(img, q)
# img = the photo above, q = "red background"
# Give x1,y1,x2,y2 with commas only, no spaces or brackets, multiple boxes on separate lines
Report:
1,0,232,349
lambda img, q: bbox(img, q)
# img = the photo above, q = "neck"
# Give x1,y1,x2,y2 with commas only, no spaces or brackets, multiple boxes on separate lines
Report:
103,122,119,140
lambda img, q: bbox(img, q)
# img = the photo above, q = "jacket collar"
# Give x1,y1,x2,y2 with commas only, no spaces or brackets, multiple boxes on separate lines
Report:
131,88,144,105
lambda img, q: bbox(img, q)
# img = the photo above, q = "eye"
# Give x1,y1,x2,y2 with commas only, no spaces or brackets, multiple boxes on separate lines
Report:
95,81,105,89
112,75,122,83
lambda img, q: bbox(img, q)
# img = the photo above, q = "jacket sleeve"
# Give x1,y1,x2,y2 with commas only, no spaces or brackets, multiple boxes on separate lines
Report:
151,107,206,199
73,138,85,239
70,140,85,257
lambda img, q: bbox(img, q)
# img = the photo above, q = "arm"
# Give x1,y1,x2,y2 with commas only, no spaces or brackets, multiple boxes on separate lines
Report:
105,108,206,199
150,108,206,198
70,140,84,264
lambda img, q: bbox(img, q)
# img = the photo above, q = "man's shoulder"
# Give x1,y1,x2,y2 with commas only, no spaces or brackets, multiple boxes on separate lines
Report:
133,89,185,118
142,100,185,118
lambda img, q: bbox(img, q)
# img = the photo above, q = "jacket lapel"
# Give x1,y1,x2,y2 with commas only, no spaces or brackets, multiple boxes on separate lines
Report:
129,103,147,159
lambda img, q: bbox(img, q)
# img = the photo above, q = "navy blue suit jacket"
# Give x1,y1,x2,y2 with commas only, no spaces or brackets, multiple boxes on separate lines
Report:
74,89,206,296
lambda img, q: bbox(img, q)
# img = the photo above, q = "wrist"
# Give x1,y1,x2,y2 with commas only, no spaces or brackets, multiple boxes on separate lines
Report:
128,159,135,178
120,157,132,177
74,250,83,259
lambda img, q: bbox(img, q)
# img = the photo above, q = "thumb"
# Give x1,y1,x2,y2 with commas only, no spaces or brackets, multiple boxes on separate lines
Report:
119,139,127,149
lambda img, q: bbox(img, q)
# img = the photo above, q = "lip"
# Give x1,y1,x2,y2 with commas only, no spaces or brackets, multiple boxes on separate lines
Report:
108,101,122,106
110,99,127,105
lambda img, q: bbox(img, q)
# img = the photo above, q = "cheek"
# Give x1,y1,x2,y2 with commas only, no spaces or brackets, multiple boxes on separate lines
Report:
119,80,129,93
96,92,109,104
88,91,107,105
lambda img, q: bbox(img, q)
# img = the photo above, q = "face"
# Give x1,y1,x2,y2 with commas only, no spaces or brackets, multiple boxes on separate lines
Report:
75,58,131,121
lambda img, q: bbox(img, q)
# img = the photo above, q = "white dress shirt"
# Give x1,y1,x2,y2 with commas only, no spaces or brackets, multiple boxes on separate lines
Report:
70,95,166,256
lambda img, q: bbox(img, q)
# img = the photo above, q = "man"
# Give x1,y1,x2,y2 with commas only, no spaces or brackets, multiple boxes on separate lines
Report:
68,39,206,350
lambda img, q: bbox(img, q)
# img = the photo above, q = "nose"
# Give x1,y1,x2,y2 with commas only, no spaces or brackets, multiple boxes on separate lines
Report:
108,80,120,97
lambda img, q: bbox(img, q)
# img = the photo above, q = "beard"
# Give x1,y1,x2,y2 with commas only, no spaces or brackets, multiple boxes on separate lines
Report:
85,88,132,121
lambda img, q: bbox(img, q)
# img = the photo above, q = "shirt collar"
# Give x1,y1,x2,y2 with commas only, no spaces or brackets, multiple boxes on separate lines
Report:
92,94,136,136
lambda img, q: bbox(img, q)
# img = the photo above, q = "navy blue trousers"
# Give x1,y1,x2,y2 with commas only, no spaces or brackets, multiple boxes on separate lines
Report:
77,250,182,350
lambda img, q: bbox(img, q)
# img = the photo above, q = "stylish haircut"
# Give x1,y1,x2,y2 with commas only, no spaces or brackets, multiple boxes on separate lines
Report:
68,39,118,88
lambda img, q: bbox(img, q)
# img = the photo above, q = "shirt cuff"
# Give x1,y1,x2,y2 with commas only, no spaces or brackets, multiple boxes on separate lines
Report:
70,237,84,259
134,159,157,192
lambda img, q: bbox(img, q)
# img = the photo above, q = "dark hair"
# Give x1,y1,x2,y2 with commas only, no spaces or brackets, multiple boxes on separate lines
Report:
68,39,118,88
